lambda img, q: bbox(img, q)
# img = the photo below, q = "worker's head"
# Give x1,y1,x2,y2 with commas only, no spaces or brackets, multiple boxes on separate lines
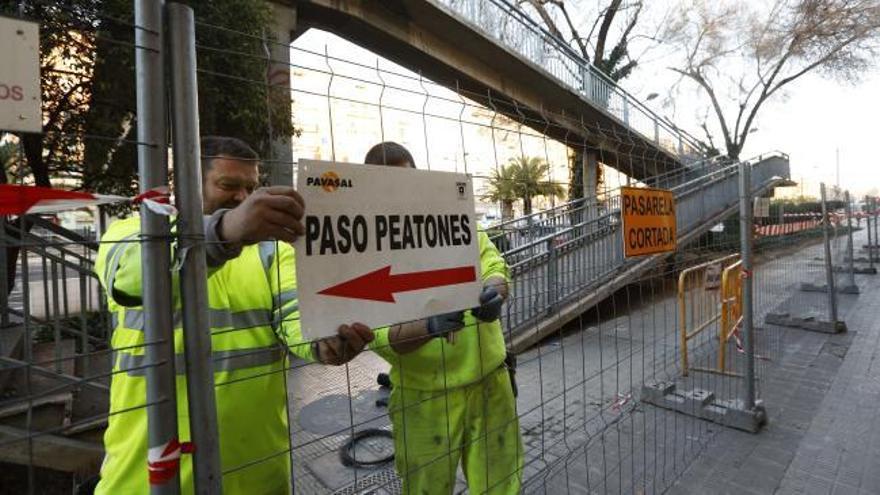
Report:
200,136,260,214
364,141,416,169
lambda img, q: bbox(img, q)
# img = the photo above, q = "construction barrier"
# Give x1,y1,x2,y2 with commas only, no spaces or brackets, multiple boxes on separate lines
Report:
678,253,741,376
718,260,744,373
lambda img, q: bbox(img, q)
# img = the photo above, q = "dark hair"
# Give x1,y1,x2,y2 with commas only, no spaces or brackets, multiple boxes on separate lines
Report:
200,136,259,173
363,141,416,168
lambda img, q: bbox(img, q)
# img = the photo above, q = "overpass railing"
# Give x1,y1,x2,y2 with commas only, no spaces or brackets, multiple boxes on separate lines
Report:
436,0,705,161
497,152,791,334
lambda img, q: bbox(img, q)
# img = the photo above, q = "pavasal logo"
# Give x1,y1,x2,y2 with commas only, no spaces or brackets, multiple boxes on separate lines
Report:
306,171,352,192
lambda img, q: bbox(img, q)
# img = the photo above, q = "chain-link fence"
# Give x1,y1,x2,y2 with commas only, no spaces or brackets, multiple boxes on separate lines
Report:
1,2,870,495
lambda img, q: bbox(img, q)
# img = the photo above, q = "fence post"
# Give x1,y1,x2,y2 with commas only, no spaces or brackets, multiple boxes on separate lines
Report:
872,197,878,267
867,196,875,270
844,191,857,284
868,198,880,263
134,1,181,493
167,3,223,493
547,237,558,312
820,183,839,323
0,217,8,328
737,161,756,410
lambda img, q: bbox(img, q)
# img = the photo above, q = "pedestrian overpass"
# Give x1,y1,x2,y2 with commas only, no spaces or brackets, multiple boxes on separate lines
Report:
273,0,704,181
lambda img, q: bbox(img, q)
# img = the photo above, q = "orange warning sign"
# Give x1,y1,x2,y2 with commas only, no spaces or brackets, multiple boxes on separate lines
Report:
620,186,677,257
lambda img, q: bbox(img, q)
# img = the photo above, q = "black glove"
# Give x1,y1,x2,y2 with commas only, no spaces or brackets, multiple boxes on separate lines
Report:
471,285,503,322
426,310,465,337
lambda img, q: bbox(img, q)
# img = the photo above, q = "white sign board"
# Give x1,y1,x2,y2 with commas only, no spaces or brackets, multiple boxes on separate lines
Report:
753,197,770,218
294,160,482,340
704,263,721,290
0,17,41,133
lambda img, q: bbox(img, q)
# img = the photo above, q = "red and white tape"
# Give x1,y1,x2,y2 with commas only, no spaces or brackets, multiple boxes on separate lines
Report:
147,437,194,485
0,184,176,216
611,392,632,412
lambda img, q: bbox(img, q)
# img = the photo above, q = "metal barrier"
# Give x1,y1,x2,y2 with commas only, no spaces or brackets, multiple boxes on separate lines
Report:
501,151,790,346
718,259,743,375
677,253,739,376
436,0,704,160
0,1,830,493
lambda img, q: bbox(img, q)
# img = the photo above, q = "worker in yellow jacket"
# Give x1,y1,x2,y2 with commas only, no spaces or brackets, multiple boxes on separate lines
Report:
364,142,523,494
94,136,373,494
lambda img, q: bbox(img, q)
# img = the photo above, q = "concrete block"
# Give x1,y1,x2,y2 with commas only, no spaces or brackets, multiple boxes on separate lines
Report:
832,266,878,275
843,257,874,263
683,388,715,407
641,379,675,401
800,283,860,294
640,383,767,433
765,313,847,334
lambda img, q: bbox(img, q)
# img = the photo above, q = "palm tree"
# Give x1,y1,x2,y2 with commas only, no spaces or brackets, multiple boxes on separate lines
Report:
486,156,565,216
484,165,519,221
508,156,564,215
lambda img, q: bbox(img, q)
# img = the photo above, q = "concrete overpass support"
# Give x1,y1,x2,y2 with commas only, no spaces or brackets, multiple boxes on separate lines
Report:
584,151,599,226
266,4,298,186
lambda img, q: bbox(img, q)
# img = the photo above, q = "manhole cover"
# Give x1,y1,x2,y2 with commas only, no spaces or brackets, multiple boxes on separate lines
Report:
332,468,401,495
298,389,391,435
307,448,400,494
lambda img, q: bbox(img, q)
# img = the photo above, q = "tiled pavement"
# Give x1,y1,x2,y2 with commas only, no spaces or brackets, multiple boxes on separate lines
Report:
670,231,880,494
281,226,876,494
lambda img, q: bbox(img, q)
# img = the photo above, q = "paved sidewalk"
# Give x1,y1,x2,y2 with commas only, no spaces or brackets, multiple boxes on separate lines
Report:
671,232,880,494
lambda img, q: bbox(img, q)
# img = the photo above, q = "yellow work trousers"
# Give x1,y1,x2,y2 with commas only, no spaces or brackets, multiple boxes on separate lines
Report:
389,366,523,495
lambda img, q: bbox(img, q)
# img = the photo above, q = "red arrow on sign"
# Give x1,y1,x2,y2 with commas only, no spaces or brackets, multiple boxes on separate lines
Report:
318,265,477,302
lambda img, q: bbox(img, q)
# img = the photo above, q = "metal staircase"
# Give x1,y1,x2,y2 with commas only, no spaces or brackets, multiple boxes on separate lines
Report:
1,216,110,472
493,152,791,351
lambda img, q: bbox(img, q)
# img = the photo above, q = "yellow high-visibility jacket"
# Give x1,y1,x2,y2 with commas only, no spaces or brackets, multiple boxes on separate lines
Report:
94,215,307,494
369,231,510,390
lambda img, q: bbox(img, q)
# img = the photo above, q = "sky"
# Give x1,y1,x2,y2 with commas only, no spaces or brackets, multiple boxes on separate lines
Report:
610,0,880,200
626,51,880,200
288,0,880,203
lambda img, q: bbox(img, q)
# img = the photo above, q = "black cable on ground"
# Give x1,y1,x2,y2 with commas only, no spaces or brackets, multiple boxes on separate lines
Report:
339,429,394,468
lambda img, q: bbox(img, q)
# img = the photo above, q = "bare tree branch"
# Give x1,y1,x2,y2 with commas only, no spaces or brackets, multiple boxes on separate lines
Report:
594,0,623,62
523,0,567,42
551,0,591,58
521,0,659,83
667,0,880,159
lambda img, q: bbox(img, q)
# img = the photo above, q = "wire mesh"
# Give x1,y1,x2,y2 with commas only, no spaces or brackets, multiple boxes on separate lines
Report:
0,2,155,491
1,2,856,495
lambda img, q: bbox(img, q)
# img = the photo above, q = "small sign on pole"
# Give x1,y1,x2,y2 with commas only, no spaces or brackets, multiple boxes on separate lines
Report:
620,186,677,257
704,263,722,290
294,160,482,340
753,197,770,218
0,17,41,133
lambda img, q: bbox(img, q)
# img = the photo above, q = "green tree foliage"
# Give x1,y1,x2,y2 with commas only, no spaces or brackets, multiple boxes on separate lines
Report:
0,0,298,295
484,164,519,221
0,0,297,196
485,156,565,218
0,141,19,184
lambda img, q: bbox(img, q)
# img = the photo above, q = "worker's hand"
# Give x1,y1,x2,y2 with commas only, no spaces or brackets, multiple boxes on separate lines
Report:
314,323,374,365
219,186,305,245
471,285,504,322
426,311,465,338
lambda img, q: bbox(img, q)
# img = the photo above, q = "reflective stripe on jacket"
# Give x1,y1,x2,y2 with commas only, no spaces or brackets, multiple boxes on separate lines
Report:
369,231,510,391
94,216,308,494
